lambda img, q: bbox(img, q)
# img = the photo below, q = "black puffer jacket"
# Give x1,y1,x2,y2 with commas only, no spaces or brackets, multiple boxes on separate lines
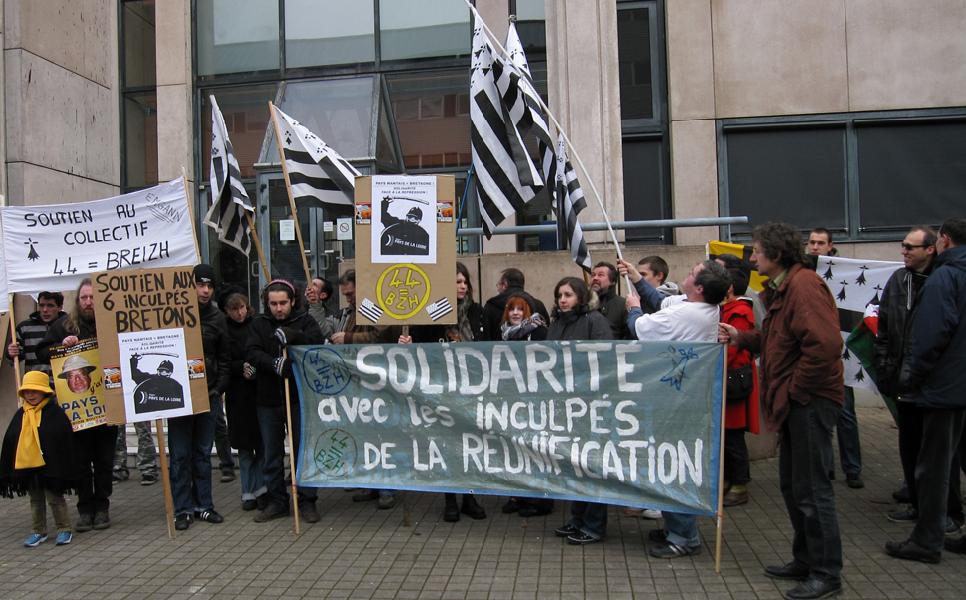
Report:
899,245,966,407
873,265,931,397
546,305,611,342
225,315,259,450
247,310,324,407
37,315,97,363
199,301,231,400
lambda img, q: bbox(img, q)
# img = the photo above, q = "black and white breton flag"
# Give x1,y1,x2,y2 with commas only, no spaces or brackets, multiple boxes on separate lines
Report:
204,95,254,255
426,297,453,321
471,25,543,237
358,298,384,323
271,105,360,207
556,135,591,272
503,22,556,196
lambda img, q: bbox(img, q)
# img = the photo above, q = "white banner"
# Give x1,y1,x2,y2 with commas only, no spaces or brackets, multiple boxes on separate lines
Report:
1,179,199,293
816,255,902,313
0,223,8,312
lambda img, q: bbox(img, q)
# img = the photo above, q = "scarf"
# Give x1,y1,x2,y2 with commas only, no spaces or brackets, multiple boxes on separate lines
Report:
501,314,546,341
456,299,476,342
15,398,49,470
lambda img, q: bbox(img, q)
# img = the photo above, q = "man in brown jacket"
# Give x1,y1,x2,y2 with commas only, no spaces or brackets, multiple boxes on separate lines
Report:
720,222,844,600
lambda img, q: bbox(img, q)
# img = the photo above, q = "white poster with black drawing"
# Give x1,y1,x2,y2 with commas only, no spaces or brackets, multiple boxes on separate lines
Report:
118,328,193,422
371,175,437,263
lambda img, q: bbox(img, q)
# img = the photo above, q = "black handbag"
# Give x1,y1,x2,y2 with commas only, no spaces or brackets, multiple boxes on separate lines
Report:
726,364,754,402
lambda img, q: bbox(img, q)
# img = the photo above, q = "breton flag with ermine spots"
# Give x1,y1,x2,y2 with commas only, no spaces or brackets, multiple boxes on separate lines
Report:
271,104,360,207
471,24,543,237
556,134,591,272
204,95,254,255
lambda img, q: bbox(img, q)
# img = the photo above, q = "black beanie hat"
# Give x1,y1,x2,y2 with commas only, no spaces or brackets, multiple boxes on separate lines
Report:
193,263,216,284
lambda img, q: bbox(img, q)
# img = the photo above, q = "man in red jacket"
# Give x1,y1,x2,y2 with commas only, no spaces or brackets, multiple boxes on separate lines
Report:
720,222,844,600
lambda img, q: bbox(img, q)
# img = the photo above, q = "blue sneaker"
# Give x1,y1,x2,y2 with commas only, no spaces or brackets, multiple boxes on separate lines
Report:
55,531,72,546
23,533,47,547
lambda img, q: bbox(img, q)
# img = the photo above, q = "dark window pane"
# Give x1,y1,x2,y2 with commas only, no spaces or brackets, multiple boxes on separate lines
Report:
201,84,278,180
122,1,156,88
622,138,667,242
725,126,847,234
617,6,653,121
387,71,470,170
515,0,546,53
285,0,374,68
123,92,158,189
196,0,279,75
857,121,966,230
379,0,469,61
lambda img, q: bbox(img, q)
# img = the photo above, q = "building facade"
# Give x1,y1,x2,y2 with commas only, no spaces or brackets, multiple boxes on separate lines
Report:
2,0,966,305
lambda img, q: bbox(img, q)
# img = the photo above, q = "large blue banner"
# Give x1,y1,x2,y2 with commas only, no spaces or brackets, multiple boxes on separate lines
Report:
291,340,725,516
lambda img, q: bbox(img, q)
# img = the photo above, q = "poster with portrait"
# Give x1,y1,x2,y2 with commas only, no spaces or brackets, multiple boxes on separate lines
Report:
354,175,456,327
118,329,192,421
370,175,437,264
50,339,109,432
93,265,209,424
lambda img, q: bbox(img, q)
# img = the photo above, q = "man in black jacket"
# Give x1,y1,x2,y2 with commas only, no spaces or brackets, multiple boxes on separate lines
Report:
886,218,966,563
167,264,231,531
248,279,325,523
480,268,549,341
590,262,628,339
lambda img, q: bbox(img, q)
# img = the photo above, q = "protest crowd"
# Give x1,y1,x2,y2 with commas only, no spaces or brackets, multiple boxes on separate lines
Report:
1,216,965,600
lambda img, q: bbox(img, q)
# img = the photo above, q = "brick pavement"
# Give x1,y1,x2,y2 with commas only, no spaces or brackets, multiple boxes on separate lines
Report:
0,406,964,599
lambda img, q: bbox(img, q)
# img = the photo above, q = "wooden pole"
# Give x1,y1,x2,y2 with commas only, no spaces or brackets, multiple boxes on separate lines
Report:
268,102,313,286
5,297,19,390
245,211,271,281
282,347,301,535
154,419,176,539
400,325,411,528
714,346,728,573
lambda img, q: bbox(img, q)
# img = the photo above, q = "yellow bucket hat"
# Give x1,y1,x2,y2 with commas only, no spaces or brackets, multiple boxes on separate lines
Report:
18,370,53,398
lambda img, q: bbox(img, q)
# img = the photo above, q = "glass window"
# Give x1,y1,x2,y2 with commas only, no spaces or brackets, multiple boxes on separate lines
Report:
284,0,375,68
724,126,847,235
387,71,470,169
201,84,279,181
123,92,158,189
196,0,280,76
515,0,546,53
617,3,654,121
857,120,966,230
622,138,668,242
379,0,470,61
122,1,156,88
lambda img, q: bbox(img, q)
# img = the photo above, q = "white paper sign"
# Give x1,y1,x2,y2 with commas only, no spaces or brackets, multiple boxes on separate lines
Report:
371,175,437,264
279,219,296,241
323,221,334,232
119,328,194,423
336,217,353,241
1,179,199,294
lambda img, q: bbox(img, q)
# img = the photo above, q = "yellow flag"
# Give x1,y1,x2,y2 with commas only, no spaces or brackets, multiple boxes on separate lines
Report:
707,240,766,292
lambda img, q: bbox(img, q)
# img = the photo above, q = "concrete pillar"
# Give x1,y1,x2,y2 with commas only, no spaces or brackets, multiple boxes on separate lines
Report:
155,0,193,184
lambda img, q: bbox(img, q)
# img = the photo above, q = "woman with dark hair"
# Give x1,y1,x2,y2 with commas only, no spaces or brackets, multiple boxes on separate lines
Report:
545,277,611,543
247,279,324,524
224,293,265,511
446,262,483,343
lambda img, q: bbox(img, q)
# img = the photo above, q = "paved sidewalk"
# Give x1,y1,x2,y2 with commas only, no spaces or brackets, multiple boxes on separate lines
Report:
0,406,964,599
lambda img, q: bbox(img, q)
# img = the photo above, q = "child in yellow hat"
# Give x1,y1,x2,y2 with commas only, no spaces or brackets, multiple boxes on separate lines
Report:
0,370,79,547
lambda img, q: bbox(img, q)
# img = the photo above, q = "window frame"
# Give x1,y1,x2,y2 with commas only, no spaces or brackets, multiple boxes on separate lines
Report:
717,107,966,242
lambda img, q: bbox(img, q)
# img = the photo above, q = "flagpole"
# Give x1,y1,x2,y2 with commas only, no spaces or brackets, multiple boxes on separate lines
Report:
5,299,20,392
466,1,626,263
268,101,314,286
245,211,271,282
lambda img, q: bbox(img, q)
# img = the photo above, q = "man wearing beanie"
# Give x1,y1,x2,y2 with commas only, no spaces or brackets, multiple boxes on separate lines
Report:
167,264,231,530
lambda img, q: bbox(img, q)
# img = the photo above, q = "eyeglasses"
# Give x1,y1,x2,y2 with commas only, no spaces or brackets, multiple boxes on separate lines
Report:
900,243,930,251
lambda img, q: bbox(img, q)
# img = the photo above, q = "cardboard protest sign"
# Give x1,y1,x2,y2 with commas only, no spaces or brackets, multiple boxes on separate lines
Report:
93,266,208,424
1,179,199,294
354,175,456,326
291,340,726,517
50,339,109,431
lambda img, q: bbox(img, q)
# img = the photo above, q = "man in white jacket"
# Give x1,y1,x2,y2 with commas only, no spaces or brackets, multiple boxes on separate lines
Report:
618,258,730,558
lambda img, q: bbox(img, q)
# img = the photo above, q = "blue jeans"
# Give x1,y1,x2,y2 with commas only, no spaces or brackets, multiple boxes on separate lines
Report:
257,404,317,507
238,448,266,501
663,511,700,548
780,398,842,581
167,412,215,516
836,387,862,478
568,501,607,539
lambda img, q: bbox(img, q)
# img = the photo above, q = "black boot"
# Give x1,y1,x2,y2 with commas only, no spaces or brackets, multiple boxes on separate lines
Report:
461,495,487,520
443,493,460,522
